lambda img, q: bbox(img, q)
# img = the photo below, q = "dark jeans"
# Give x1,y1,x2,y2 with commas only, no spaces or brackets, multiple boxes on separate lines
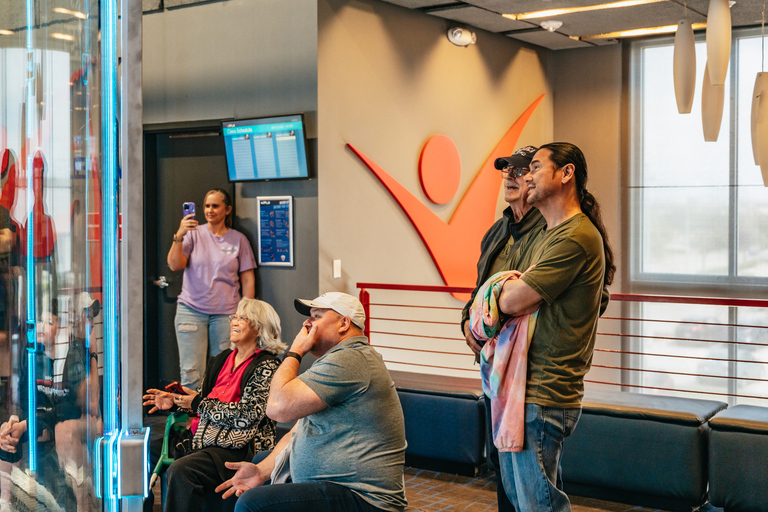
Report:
486,395,515,512
234,480,384,512
164,446,248,512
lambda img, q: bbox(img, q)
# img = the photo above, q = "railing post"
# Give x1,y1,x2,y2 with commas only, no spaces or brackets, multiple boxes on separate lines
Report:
359,288,370,339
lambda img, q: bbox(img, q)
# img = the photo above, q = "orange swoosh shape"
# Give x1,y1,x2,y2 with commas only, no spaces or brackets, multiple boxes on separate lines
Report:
347,94,545,299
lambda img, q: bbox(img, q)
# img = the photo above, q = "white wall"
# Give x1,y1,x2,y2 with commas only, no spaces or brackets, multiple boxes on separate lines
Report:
143,0,317,134
551,44,624,293
142,0,319,334
318,0,553,377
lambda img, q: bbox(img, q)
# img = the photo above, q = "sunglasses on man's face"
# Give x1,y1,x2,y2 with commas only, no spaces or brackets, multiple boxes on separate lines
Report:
501,166,530,178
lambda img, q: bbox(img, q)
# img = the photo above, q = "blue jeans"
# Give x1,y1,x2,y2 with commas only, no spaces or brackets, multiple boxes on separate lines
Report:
499,403,581,512
175,302,231,389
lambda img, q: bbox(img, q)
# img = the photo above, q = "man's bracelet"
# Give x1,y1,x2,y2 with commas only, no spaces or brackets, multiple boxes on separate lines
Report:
173,235,184,243
284,351,302,363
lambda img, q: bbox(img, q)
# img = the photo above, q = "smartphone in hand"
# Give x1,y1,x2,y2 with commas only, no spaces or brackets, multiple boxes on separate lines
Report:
182,202,196,218
165,381,187,395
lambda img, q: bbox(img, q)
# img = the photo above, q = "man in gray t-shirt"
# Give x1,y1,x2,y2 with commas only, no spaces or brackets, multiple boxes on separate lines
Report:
217,292,407,512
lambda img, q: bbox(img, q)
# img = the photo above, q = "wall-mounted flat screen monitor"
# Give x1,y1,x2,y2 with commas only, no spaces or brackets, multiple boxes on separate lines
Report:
222,114,310,181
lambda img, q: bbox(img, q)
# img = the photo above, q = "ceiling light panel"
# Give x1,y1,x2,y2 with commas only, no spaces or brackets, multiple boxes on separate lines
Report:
577,21,708,39
519,2,707,38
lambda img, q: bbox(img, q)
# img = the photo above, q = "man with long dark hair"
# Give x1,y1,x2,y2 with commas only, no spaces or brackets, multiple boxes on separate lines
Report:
493,142,615,512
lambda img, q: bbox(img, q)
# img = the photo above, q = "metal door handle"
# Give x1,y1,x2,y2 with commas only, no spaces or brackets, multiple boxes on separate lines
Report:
154,276,169,288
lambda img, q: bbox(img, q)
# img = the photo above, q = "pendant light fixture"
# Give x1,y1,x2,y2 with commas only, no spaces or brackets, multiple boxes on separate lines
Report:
751,75,767,164
702,61,725,141
758,92,768,185
706,0,731,86
754,1,768,185
674,14,696,113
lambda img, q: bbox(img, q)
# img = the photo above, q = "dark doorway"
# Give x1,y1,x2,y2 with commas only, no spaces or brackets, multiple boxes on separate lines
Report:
144,123,233,389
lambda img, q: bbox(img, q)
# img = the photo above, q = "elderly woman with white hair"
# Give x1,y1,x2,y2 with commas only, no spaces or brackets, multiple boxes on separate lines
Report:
143,298,286,512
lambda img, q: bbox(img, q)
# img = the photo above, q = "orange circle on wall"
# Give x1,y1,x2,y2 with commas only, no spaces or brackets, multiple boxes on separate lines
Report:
419,135,461,205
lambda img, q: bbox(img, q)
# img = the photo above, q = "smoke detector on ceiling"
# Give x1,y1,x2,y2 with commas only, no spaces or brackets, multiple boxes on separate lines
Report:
540,20,563,32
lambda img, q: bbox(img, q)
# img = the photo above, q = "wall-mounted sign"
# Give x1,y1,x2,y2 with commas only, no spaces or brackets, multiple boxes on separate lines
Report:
257,196,293,267
347,95,544,301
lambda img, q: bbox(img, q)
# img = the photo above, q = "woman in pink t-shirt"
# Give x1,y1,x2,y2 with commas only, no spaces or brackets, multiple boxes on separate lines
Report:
167,189,257,390
143,298,286,512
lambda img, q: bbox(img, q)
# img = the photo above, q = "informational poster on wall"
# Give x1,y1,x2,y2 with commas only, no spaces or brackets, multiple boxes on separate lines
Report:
256,196,294,267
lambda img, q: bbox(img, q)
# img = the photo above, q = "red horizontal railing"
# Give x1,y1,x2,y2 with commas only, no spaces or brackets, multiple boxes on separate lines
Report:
357,282,768,405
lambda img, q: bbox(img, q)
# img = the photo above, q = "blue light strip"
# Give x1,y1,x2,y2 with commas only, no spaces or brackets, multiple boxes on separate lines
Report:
101,0,119,506
143,427,151,497
115,430,125,498
93,437,103,498
106,433,118,499
24,0,37,475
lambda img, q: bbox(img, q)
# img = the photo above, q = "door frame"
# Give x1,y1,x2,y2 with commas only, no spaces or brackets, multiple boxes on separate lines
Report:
142,119,232,391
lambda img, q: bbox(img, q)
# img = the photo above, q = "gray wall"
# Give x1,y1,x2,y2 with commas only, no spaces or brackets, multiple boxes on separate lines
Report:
143,0,319,336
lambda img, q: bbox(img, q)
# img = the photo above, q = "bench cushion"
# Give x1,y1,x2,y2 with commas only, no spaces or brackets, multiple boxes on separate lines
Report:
397,388,485,471
581,389,727,425
709,405,768,512
709,404,768,434
562,390,727,511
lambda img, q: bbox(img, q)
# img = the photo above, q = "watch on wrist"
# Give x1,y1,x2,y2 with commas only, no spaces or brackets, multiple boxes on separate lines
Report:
173,234,184,243
284,351,302,363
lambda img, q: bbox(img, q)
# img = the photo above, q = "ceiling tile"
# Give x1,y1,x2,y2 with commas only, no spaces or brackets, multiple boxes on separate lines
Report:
380,0,461,8
729,0,768,26
507,30,595,50
543,3,708,38
463,0,644,15
428,5,531,32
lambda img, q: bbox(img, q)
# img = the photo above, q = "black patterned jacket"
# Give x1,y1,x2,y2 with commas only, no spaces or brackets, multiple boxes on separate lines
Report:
187,349,280,452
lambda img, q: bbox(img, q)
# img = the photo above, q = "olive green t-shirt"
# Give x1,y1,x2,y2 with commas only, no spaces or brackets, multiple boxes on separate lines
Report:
507,213,605,408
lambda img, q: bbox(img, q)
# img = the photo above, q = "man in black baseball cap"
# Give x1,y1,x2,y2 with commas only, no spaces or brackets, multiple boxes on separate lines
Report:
494,145,540,174
462,144,544,512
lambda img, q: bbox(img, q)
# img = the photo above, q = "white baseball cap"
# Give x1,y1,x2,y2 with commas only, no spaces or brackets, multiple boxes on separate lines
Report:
77,292,101,317
294,292,366,329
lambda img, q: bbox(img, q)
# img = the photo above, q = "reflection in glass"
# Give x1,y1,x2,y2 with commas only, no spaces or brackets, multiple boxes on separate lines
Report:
0,1,104,510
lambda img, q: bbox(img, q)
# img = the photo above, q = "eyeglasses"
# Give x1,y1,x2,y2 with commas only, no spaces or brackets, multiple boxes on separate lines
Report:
501,166,530,178
228,314,248,323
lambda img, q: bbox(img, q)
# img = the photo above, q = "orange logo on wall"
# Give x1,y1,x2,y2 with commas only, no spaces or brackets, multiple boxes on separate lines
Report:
347,95,544,301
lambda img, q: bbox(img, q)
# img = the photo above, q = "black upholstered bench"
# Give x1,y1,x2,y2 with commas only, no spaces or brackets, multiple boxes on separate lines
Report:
397,387,486,476
560,389,727,512
708,404,768,512
389,371,487,476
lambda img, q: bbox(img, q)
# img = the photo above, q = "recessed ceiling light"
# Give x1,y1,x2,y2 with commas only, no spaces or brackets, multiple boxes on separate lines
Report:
573,22,708,40
0,29,13,36
53,7,87,19
504,0,667,21
52,33,74,41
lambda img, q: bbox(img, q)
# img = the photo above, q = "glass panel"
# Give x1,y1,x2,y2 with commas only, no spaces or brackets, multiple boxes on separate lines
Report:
639,303,730,401
736,35,768,278
735,307,768,406
637,186,729,275
637,43,731,276
640,43,730,188
0,1,104,510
